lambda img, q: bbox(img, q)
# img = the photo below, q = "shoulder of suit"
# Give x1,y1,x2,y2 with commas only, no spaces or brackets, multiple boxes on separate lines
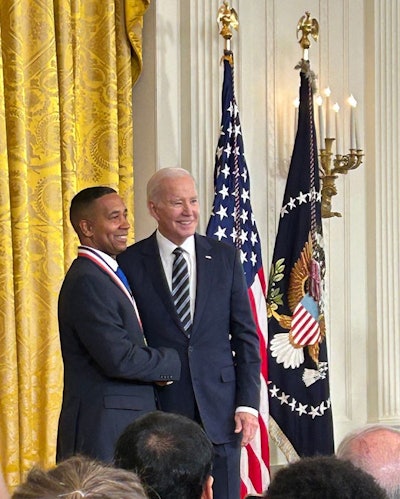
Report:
118,233,157,262
200,234,237,254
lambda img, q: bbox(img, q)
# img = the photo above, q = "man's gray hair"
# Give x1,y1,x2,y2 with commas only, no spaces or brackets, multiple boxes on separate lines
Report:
147,167,195,204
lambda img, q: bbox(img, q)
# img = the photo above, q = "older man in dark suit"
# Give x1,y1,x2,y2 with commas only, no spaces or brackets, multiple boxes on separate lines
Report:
118,168,261,499
56,186,181,463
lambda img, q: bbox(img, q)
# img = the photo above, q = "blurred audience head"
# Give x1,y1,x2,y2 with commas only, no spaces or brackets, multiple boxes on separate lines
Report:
264,455,388,499
114,410,214,499
337,424,400,498
12,455,147,499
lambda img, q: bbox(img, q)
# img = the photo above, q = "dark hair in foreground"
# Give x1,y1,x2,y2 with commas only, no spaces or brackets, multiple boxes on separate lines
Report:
69,186,116,232
114,410,214,499
12,455,147,499
265,455,388,499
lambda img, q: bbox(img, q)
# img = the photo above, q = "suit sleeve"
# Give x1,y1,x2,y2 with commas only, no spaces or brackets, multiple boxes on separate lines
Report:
58,271,181,382
229,250,261,410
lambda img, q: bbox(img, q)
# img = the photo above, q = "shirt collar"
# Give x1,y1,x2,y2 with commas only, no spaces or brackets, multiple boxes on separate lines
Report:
156,231,195,258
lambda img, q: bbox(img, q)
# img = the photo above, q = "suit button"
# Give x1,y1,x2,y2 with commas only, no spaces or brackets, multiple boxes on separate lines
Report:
188,346,193,353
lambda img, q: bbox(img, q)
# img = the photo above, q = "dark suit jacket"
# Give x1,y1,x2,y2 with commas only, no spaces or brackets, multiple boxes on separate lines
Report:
57,256,181,462
118,232,261,444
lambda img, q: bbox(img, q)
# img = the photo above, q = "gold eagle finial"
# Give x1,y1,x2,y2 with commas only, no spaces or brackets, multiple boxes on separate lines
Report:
297,11,319,50
217,1,239,41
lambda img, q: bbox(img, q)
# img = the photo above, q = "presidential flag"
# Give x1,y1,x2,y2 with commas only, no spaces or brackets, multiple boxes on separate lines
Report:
266,60,334,460
206,49,270,497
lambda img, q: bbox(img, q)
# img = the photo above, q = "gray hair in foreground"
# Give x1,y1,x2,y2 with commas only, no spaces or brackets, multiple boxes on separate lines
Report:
12,455,148,499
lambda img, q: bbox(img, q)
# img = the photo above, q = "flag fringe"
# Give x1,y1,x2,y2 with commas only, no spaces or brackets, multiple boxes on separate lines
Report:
268,416,300,464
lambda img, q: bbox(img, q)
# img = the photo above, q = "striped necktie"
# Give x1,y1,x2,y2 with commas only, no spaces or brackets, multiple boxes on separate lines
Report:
172,247,191,331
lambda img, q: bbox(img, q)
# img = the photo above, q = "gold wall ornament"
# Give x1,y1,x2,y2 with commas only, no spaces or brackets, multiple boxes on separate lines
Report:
319,138,364,218
217,1,239,50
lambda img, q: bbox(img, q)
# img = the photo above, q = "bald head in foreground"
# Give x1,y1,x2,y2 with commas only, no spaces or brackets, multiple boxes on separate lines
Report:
337,424,400,498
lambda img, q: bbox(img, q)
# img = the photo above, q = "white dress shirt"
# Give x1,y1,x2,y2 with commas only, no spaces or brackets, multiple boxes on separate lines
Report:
156,231,196,321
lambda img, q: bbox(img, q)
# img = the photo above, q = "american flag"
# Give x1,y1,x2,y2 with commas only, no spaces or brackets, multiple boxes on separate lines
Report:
266,60,334,460
206,49,270,497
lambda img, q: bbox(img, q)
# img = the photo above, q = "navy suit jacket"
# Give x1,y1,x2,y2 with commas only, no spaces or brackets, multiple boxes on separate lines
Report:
57,256,181,462
118,232,261,444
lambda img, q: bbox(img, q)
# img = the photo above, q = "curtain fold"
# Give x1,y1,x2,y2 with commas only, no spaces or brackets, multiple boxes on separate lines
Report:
0,0,149,490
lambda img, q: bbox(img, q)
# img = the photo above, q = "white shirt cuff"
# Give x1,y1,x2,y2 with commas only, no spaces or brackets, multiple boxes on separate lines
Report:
235,406,258,418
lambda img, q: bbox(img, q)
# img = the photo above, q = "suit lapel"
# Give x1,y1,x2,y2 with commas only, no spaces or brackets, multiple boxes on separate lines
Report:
192,235,215,334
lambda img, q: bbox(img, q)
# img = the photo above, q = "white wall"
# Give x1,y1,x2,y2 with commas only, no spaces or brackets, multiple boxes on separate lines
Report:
133,0,400,465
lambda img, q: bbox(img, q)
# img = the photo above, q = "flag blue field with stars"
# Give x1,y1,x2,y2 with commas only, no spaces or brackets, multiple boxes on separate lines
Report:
266,60,334,460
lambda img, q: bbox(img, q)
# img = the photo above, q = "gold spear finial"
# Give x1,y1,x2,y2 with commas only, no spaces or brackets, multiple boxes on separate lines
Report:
297,11,319,59
217,1,239,47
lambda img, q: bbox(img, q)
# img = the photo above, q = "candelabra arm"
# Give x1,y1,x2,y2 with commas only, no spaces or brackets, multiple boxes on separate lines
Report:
321,175,342,218
332,150,364,174
319,143,364,218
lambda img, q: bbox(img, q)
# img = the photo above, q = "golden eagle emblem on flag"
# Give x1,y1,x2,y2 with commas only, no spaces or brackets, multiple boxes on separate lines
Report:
267,232,326,371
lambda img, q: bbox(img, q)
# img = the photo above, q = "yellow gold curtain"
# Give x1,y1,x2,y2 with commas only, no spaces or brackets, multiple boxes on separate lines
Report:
0,0,149,491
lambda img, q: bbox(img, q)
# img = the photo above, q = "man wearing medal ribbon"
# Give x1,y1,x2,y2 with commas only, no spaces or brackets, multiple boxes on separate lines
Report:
56,186,181,463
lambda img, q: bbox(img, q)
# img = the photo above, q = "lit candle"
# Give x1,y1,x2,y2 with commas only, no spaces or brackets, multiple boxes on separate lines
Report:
333,103,341,154
354,98,360,149
293,97,299,138
348,95,357,150
324,87,331,137
355,118,360,150
316,95,325,148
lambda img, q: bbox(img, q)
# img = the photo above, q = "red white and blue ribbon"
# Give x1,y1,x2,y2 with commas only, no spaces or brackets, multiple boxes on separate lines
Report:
77,246,142,328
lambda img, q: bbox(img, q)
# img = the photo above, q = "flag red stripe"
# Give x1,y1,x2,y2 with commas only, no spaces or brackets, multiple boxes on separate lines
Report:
258,411,270,464
240,480,248,498
292,304,309,327
246,271,270,495
248,288,268,380
246,443,263,491
292,319,319,345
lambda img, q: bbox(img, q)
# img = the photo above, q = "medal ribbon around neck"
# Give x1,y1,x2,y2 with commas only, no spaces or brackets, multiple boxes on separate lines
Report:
77,247,142,328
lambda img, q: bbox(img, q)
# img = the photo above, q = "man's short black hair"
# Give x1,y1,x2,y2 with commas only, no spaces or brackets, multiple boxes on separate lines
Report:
114,411,214,499
265,455,388,499
69,186,116,232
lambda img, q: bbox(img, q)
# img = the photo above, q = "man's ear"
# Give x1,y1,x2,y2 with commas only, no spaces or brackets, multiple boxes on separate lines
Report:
79,219,93,237
201,475,214,499
148,201,159,221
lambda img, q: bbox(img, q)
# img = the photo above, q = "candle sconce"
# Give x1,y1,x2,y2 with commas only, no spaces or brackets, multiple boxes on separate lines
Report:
319,138,364,218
